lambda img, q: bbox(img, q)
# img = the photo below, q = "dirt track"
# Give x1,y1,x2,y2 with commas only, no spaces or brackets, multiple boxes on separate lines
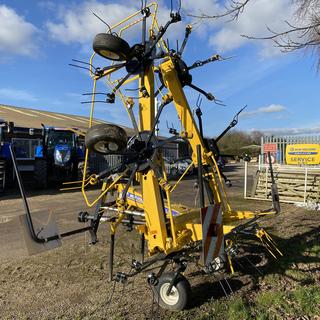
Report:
0,164,319,319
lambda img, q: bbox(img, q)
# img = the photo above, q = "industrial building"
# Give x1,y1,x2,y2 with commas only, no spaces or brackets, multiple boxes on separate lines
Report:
0,104,188,186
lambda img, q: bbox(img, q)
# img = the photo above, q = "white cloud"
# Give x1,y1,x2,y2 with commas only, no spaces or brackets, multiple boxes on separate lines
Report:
241,104,286,118
46,1,140,44
253,126,320,135
44,0,188,92
208,0,296,57
181,0,220,15
46,1,188,49
0,5,39,57
259,104,286,113
0,88,38,102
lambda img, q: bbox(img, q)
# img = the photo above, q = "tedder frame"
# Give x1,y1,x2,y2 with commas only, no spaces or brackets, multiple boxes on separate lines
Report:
18,1,282,312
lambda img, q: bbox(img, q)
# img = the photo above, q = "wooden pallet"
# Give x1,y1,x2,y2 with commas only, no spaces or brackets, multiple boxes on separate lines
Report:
250,166,320,203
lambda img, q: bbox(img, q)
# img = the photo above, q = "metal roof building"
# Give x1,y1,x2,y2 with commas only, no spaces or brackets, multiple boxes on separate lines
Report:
0,104,138,175
0,104,135,135
0,104,187,169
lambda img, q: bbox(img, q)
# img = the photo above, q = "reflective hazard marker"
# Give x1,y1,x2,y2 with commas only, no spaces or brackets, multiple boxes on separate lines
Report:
201,203,224,267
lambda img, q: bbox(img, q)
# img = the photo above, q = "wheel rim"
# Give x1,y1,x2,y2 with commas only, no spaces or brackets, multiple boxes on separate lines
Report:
108,142,119,152
99,49,121,60
94,141,119,153
159,283,179,306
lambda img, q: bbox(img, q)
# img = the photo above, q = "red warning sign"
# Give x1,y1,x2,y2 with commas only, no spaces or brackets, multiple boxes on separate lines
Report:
263,143,277,153
264,143,277,164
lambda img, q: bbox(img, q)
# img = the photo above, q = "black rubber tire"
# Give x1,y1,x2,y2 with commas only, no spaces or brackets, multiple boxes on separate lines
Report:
93,33,130,61
34,159,48,189
0,159,5,194
85,124,128,155
153,272,191,311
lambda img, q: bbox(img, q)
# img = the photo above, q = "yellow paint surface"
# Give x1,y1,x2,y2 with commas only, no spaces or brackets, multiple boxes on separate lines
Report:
286,144,320,165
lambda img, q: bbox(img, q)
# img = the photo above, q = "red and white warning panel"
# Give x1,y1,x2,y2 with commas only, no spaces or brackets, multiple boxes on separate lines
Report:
200,203,224,267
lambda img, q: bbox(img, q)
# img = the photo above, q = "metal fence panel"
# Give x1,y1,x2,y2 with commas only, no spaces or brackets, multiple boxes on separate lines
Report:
261,135,320,165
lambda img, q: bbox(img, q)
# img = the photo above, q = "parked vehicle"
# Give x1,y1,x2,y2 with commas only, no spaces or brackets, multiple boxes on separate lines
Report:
34,126,85,188
0,121,41,194
0,120,11,194
163,157,193,177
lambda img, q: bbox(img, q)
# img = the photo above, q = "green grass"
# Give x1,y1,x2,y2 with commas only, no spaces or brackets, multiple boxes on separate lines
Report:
227,297,250,320
168,237,320,320
308,244,320,257
257,286,320,318
293,286,320,315
284,269,314,284
169,285,320,320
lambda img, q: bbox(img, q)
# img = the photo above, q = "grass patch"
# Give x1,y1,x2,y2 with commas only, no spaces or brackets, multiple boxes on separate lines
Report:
176,285,320,320
227,297,250,320
253,286,320,319
262,273,282,286
255,290,292,318
284,269,314,283
308,244,320,257
293,285,320,316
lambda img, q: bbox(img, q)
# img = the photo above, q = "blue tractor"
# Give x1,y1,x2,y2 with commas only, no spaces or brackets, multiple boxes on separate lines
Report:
34,126,85,188
1,120,44,194
0,120,12,194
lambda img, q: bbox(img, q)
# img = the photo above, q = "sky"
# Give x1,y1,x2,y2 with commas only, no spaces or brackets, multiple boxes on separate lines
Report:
0,0,319,137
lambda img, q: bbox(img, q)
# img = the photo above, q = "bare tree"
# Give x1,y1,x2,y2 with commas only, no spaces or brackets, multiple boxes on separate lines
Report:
218,130,251,155
242,0,320,54
250,130,263,144
187,0,320,60
187,0,250,21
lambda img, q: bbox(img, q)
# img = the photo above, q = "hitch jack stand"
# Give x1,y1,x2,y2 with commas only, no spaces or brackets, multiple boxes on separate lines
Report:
9,144,93,244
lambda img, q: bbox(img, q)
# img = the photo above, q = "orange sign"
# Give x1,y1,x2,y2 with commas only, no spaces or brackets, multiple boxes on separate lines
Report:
264,143,277,164
264,143,277,153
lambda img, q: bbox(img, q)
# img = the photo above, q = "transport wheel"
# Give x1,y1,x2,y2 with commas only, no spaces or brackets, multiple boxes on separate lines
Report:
85,124,128,155
153,272,191,311
93,33,130,61
34,159,48,189
0,159,5,194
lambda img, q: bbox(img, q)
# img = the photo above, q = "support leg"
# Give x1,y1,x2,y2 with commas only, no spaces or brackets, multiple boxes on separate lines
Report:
140,233,145,264
109,233,115,281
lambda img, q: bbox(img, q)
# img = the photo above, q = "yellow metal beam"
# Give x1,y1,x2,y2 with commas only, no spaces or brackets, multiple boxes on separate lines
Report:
139,65,155,131
159,59,206,165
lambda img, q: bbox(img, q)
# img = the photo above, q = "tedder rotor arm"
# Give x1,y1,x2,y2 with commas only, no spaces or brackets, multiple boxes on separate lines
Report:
187,83,216,101
215,105,247,143
187,54,221,71
178,24,192,56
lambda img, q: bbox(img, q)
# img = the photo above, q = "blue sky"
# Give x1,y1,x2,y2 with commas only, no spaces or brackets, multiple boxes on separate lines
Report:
0,0,319,137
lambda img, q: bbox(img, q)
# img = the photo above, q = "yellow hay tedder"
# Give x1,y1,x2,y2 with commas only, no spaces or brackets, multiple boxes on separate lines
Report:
13,2,282,311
